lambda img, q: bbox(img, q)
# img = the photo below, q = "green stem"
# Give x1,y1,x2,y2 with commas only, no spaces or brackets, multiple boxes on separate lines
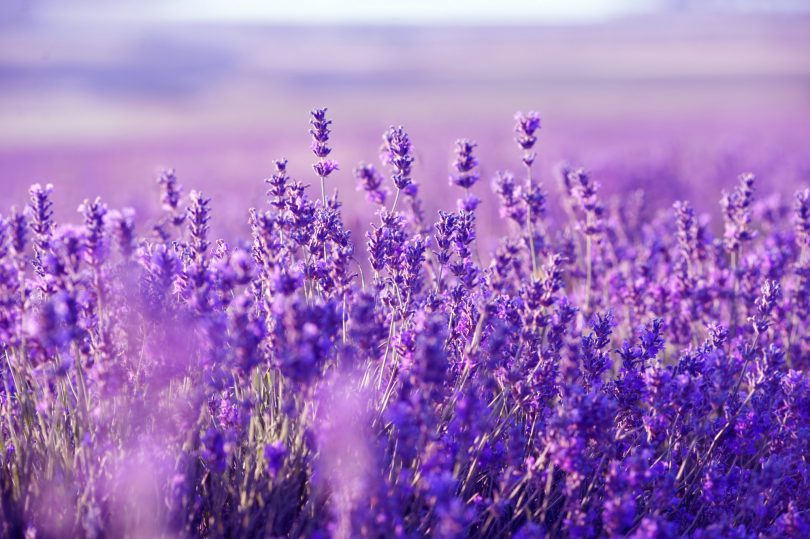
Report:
390,188,401,214
585,235,593,312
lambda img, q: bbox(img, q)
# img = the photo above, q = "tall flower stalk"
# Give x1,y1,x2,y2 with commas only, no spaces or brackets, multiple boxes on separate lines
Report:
721,172,755,334
568,168,603,312
310,107,339,206
381,125,414,213
514,111,542,276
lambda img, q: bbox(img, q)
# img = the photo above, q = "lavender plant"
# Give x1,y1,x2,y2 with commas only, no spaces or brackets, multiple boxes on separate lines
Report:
1,108,809,539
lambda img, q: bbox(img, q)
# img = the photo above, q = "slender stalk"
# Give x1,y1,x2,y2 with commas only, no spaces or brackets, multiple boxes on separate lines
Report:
585,234,593,312
390,188,401,214
525,163,538,277
730,247,740,337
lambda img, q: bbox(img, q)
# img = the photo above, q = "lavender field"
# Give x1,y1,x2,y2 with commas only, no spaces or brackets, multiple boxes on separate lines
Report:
2,4,810,539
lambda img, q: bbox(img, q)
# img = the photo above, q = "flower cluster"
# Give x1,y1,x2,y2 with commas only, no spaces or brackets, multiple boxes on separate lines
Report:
382,125,415,192
1,108,809,539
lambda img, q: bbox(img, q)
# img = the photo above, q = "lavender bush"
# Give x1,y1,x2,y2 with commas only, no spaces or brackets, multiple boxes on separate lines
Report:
1,108,809,538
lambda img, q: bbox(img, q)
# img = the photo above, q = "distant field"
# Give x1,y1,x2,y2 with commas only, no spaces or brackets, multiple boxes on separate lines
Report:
1,16,809,237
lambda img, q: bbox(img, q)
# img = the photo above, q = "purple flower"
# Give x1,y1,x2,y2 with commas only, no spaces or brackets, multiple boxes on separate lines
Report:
452,210,476,261
795,188,810,249
457,193,480,212
0,214,8,261
312,159,339,179
580,311,615,388
514,111,541,151
264,442,287,479
79,196,108,269
229,294,265,375
721,172,756,253
107,208,136,259
639,317,665,363
514,111,541,166
449,139,480,190
750,279,781,334
28,183,54,247
568,168,604,236
403,313,449,386
492,170,526,225
673,200,698,264
434,211,457,266
272,299,339,384
29,183,55,280
187,190,211,262
9,206,27,257
309,107,333,158
513,522,546,539
266,158,290,210
348,292,387,357
26,290,81,351
157,168,186,226
522,184,546,223
366,209,406,275
354,162,388,205
381,126,414,191
201,428,228,473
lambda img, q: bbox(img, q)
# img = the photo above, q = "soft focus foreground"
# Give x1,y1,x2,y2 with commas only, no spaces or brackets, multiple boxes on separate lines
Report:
1,107,809,538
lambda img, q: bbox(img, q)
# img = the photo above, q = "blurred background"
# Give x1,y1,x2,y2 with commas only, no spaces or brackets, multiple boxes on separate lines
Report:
1,0,809,241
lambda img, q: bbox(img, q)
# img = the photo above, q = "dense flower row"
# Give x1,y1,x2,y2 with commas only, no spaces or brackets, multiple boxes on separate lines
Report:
1,108,809,538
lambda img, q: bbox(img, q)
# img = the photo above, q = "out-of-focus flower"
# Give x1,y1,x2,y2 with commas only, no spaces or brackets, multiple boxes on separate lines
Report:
264,442,287,479
201,428,228,474
354,162,388,206
795,188,810,250
721,172,756,253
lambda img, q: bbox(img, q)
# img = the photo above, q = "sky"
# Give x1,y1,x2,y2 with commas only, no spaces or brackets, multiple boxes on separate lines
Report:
16,0,808,26
156,0,656,24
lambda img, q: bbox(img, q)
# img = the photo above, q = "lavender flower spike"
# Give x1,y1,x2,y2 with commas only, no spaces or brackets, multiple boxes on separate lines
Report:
514,111,541,167
187,190,211,261
310,108,339,203
721,171,756,254
795,188,810,252
382,125,414,194
354,162,387,206
450,139,480,190
309,107,333,159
